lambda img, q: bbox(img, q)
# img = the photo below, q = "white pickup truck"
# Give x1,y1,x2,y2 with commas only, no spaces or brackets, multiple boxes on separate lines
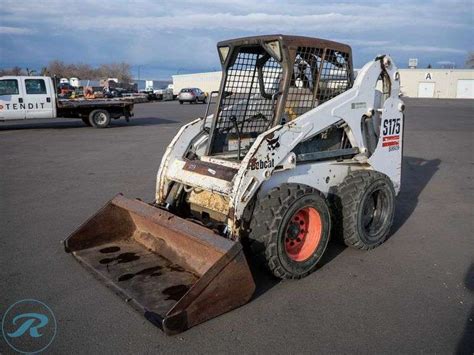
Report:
0,76,134,128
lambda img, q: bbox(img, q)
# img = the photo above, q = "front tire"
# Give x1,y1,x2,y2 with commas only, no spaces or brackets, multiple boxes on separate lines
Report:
331,170,396,250
89,109,111,128
248,184,331,279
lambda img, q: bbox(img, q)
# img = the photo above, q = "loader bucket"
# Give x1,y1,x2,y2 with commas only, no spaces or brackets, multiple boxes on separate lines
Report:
64,194,255,335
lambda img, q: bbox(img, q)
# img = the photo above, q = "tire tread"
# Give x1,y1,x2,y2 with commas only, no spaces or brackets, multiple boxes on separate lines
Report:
249,184,327,279
331,170,394,250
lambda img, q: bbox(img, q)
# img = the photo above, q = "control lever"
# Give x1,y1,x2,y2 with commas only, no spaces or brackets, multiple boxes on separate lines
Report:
229,115,242,161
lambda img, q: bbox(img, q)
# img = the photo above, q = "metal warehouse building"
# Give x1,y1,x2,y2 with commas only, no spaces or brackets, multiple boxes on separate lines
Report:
173,69,474,99
398,69,474,98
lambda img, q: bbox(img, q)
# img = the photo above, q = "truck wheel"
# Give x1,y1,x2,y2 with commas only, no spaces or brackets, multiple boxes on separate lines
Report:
81,117,92,126
248,184,331,279
89,109,111,128
331,170,395,250
179,101,183,105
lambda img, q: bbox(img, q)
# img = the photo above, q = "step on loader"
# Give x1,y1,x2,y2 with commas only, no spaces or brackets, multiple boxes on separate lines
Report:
65,35,405,335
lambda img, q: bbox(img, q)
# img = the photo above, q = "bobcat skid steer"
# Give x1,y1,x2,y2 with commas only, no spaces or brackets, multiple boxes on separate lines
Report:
65,35,404,335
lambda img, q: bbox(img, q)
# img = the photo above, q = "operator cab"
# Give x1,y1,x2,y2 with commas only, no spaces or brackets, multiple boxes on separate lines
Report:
206,34,354,161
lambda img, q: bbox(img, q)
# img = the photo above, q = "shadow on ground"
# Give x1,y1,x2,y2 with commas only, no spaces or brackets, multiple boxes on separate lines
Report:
392,156,441,234
0,117,178,131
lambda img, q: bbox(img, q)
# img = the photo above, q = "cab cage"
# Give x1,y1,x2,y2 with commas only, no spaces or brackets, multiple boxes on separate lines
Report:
207,35,354,157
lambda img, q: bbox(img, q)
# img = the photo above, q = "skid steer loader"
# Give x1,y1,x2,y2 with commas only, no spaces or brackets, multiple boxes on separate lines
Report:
65,35,404,335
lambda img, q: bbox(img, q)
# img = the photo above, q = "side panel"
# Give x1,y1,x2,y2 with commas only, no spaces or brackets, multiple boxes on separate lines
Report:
155,117,208,202
258,161,352,198
367,97,404,193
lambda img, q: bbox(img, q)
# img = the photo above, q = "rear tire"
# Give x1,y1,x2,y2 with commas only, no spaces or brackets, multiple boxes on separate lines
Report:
248,184,331,279
89,109,111,128
331,170,395,250
179,101,183,104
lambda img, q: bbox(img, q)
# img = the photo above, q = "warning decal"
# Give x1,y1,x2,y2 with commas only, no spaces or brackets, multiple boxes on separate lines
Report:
382,135,400,147
382,118,401,151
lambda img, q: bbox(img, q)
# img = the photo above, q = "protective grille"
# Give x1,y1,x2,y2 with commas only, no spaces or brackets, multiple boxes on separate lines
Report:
209,43,352,156
211,49,282,154
284,47,324,122
284,47,352,122
317,49,352,103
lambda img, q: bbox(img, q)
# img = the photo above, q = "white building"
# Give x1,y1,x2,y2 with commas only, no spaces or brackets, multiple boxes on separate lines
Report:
398,69,474,98
173,69,474,99
172,71,222,95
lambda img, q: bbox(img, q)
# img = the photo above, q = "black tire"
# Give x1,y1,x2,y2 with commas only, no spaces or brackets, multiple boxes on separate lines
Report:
248,184,331,279
202,98,207,104
89,109,111,128
81,117,92,126
179,101,183,104
331,170,395,250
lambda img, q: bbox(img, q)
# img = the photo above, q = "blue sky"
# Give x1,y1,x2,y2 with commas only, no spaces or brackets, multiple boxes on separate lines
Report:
0,0,472,79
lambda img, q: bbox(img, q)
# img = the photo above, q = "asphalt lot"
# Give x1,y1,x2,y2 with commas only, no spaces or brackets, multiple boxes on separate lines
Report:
1,98,473,354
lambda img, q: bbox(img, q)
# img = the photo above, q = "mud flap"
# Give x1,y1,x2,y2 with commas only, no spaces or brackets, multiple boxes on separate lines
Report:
64,194,255,335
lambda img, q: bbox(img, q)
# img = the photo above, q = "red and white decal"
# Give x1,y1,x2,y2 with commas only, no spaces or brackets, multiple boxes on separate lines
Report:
382,118,401,151
382,135,400,147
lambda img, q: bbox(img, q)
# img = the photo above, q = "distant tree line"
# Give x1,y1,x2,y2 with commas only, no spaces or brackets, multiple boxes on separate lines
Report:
0,61,132,83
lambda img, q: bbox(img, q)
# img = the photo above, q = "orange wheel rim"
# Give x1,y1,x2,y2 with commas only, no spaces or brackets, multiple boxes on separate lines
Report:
284,207,322,262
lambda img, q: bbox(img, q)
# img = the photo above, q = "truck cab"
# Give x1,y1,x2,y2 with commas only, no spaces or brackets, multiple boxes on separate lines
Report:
0,76,56,120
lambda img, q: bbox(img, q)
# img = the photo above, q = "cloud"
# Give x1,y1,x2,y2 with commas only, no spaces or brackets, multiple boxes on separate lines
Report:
369,45,467,54
0,0,471,77
436,60,456,65
0,26,34,35
30,10,472,33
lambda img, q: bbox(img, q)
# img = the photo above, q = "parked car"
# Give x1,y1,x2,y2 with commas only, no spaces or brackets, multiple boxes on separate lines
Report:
178,88,207,104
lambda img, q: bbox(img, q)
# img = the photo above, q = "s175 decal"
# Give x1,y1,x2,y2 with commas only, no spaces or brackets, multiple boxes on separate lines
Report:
383,118,401,135
382,118,401,151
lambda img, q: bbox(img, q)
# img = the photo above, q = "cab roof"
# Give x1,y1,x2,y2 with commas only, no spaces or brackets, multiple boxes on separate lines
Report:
217,34,351,54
